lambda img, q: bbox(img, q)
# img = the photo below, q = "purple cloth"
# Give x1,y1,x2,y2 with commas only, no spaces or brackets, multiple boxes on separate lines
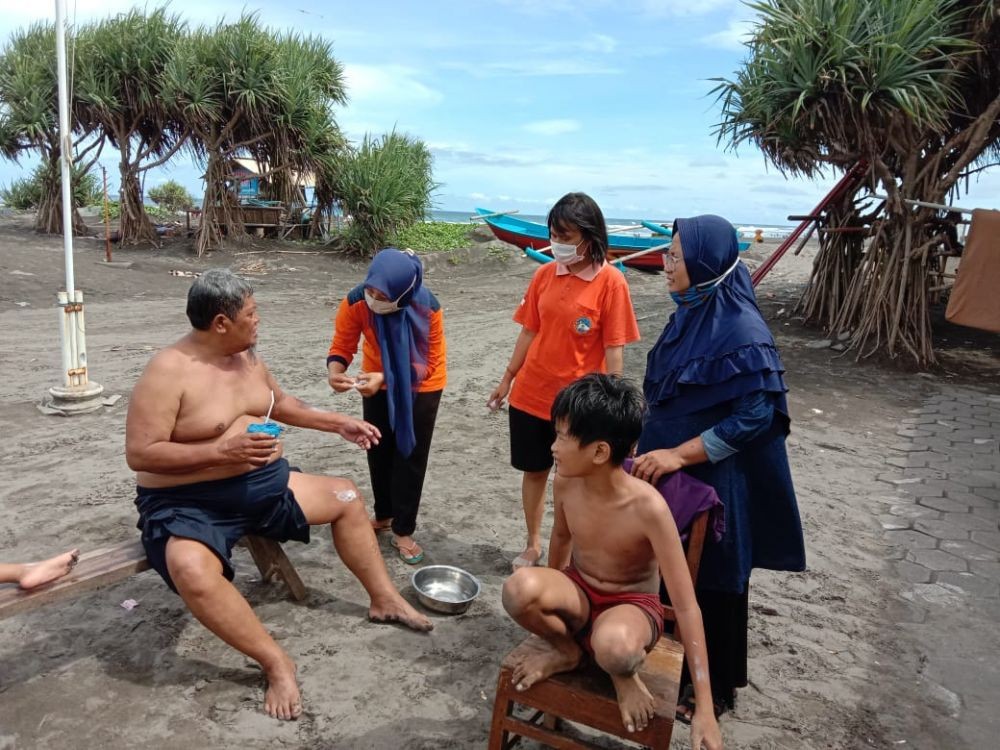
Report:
623,458,725,543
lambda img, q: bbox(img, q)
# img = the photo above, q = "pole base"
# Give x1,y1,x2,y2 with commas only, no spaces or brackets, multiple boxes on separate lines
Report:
43,381,105,416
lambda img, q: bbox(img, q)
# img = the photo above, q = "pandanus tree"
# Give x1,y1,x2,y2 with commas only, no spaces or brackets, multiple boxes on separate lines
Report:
161,15,347,256
714,0,1000,365
75,7,187,245
325,129,437,256
0,23,101,235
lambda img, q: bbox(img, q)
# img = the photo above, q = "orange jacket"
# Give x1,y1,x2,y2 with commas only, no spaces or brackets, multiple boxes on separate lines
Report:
327,284,447,392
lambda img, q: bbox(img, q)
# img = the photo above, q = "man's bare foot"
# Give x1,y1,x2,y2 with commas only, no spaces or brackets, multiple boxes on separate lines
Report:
511,638,581,691
369,595,433,632
18,549,80,590
610,672,656,733
263,656,302,721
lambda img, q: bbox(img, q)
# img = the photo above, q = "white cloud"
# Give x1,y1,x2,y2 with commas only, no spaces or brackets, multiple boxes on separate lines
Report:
522,119,581,136
342,64,443,108
700,18,755,50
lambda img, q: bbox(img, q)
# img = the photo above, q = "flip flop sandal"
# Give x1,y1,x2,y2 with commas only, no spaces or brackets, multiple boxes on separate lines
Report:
390,536,424,564
371,517,393,533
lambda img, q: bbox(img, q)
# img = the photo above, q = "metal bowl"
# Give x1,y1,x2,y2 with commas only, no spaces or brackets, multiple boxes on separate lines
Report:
411,565,481,615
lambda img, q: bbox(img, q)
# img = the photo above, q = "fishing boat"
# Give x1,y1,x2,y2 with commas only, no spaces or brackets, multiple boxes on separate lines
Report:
474,208,668,270
475,209,749,270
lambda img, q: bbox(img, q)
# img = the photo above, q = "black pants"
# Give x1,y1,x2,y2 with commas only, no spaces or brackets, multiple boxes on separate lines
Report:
362,389,442,537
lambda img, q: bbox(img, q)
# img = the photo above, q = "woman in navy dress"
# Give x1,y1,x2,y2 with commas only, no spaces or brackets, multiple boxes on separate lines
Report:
631,214,806,719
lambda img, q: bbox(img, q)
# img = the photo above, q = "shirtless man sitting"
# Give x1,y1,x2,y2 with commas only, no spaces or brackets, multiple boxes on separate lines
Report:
501,374,723,749
125,268,431,721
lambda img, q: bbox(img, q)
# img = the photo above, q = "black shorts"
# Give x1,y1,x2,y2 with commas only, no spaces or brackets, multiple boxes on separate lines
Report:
509,405,555,472
135,458,310,593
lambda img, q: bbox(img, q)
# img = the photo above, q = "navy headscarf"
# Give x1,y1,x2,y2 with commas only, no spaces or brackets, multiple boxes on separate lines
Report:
364,248,432,457
643,215,788,419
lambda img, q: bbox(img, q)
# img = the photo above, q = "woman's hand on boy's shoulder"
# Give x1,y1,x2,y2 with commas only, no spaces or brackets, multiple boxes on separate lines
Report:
630,448,683,484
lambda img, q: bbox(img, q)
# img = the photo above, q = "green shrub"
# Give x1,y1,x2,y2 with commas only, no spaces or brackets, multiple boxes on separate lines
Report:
0,164,101,209
329,130,437,256
148,180,195,212
390,222,472,252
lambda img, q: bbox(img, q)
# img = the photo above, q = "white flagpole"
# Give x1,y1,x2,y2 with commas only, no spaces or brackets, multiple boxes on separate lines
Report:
45,0,103,414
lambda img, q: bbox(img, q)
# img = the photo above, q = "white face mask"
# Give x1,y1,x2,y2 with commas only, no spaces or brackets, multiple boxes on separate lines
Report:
550,240,585,265
364,290,400,315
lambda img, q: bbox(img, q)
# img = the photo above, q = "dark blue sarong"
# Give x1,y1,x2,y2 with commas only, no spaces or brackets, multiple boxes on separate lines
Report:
638,395,805,594
135,458,310,593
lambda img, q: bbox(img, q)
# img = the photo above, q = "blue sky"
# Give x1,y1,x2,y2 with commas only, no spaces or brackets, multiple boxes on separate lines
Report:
1,0,998,224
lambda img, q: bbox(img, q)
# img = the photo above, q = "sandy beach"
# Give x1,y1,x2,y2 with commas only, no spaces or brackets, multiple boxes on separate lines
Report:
0,216,998,749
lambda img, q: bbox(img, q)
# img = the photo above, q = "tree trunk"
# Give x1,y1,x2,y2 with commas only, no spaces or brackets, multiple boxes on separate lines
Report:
117,170,158,245
34,155,87,236
195,147,243,256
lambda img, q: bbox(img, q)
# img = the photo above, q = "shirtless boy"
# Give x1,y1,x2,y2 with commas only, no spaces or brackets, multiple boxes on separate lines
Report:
125,269,431,721
0,549,79,589
501,374,722,749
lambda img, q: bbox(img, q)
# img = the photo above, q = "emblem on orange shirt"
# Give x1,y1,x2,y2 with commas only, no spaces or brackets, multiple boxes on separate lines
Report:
574,316,593,334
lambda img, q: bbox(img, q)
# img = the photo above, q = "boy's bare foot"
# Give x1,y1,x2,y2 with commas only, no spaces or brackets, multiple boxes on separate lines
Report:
18,549,80,590
369,595,433,632
610,672,656,733
511,638,582,691
263,656,302,721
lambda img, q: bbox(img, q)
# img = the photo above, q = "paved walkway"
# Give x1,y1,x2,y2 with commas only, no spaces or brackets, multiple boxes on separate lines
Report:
879,386,1000,747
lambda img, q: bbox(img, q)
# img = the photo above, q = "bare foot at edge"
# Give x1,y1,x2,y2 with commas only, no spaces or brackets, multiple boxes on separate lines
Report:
511,638,582,691
18,549,80,590
369,595,433,632
610,672,656,733
263,657,302,721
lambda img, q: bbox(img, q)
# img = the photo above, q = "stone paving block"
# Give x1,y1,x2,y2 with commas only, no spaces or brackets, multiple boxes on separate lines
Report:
933,572,1000,598
909,451,953,467
898,428,933,439
917,496,973,514
885,455,910,469
908,547,968,572
894,560,934,584
889,504,941,521
947,490,998,510
914,519,972,540
899,467,950,481
970,531,1000,552
976,486,1000,502
942,512,997,532
889,442,919,452
902,415,938,425
909,482,947,498
939,539,999,563
959,473,1000,490
880,517,913,533
969,560,1000,579
885,528,939,549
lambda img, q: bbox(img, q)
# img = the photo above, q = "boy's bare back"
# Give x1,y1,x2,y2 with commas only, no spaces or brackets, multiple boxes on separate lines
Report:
557,470,680,595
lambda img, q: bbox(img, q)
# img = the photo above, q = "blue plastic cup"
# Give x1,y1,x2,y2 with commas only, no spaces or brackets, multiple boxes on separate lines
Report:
247,422,282,438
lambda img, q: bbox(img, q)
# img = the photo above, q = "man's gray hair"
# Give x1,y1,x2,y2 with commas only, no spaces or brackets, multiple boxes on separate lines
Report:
186,269,254,330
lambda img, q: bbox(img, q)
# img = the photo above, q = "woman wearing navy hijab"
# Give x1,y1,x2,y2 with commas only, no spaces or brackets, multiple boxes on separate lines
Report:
327,248,447,564
631,215,805,720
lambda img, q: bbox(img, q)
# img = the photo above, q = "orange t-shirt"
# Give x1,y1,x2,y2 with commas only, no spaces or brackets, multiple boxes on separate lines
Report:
327,285,447,392
508,262,639,420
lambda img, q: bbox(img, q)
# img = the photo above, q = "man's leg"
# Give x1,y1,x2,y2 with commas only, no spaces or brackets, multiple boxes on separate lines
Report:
287,472,432,631
165,537,301,720
589,605,658,733
501,567,589,690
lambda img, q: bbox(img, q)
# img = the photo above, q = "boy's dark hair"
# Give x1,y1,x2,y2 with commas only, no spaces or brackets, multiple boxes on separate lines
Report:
186,268,254,330
551,374,645,465
547,192,609,266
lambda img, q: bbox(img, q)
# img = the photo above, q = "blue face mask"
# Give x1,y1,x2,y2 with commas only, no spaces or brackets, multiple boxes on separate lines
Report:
670,258,741,309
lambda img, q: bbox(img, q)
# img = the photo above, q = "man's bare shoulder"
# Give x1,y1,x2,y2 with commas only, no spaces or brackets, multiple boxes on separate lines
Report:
622,471,671,518
140,343,191,378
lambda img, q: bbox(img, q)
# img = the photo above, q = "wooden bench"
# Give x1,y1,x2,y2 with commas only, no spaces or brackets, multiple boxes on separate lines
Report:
0,536,305,621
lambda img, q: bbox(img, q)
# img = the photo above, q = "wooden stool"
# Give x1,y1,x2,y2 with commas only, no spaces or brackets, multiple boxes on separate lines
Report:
488,634,683,749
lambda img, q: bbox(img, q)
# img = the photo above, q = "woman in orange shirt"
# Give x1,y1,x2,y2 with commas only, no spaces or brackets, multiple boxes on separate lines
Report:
488,193,640,570
328,249,446,564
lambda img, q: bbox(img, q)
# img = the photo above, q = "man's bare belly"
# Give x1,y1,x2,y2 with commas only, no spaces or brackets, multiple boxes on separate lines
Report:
136,414,285,488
